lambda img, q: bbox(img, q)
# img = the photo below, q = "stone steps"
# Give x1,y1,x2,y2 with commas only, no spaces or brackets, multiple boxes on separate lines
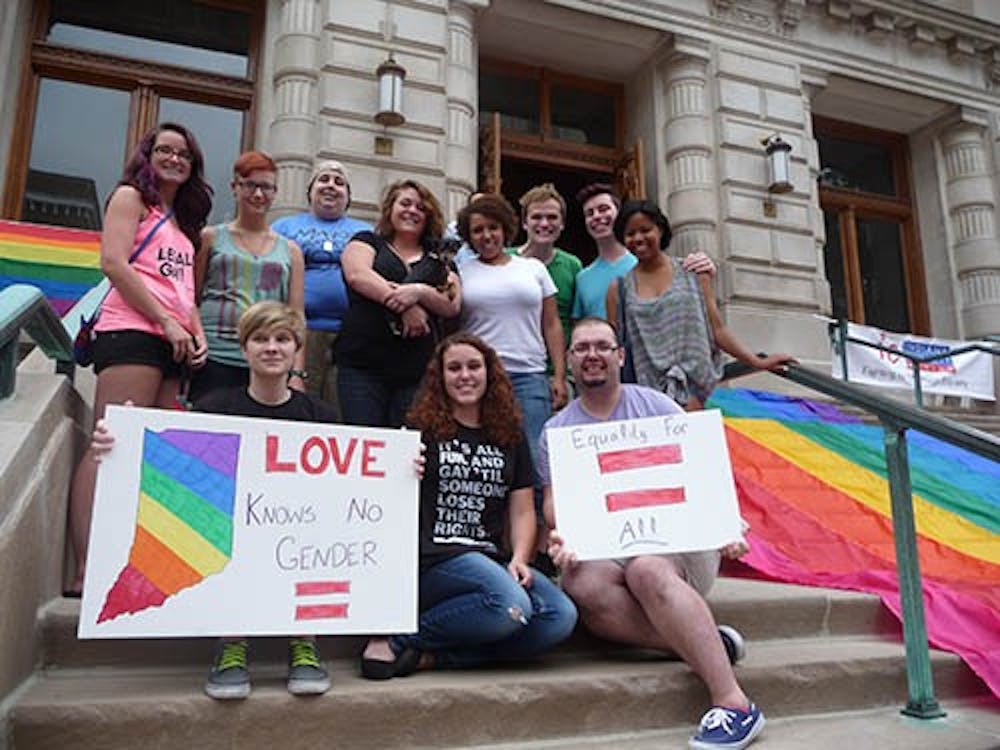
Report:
9,638,985,749
448,700,1000,750
38,578,897,668
9,577,991,750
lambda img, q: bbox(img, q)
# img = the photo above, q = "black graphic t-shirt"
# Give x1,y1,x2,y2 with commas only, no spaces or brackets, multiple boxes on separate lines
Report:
419,426,533,569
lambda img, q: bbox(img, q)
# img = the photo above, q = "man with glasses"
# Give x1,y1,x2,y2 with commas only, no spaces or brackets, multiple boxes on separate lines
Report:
538,317,764,750
272,160,370,413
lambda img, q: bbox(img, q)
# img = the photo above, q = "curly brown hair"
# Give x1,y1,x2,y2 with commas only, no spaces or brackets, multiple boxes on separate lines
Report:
374,179,445,243
406,332,523,447
456,193,518,247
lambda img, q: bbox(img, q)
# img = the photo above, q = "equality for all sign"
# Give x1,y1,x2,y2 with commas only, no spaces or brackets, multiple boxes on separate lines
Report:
833,322,996,401
79,406,420,638
547,410,743,561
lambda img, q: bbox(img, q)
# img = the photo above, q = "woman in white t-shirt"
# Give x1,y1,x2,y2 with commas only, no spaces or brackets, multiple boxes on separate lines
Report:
455,194,567,474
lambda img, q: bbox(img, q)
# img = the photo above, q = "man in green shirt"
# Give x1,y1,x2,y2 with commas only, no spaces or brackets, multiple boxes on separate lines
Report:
509,183,582,357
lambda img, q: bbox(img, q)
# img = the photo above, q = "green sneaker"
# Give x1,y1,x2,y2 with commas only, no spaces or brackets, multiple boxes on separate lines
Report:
287,638,330,696
205,639,250,700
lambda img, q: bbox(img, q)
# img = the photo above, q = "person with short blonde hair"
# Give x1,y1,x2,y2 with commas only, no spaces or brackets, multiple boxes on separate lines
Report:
511,183,580,374
238,300,305,349
90,299,340,700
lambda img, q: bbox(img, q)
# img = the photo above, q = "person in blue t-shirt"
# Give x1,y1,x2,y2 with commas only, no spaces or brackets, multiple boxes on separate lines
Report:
572,183,716,321
271,160,370,413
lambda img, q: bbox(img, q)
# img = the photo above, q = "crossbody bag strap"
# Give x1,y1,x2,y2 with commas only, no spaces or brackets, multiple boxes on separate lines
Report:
127,208,175,264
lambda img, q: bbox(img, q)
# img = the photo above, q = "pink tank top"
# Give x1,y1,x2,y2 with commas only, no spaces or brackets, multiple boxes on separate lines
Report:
95,206,196,337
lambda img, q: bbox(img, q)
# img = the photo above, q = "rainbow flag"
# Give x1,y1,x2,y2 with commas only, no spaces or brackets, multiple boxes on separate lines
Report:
99,428,241,623
709,388,1000,699
0,219,102,316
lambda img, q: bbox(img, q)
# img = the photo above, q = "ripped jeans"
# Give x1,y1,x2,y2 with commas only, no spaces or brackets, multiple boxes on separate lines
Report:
391,552,577,668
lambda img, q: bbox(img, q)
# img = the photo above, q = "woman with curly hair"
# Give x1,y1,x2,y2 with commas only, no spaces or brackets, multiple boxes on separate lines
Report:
336,179,461,428
360,333,577,679
66,122,213,594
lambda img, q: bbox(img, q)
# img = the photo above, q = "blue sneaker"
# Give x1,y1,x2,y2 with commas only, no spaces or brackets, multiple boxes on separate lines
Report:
689,703,765,749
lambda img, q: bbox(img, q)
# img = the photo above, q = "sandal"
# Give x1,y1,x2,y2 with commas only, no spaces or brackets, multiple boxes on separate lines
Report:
360,647,421,680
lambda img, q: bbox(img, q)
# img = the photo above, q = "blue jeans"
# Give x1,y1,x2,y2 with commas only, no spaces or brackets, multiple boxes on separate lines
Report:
392,552,577,668
337,365,419,428
508,371,551,514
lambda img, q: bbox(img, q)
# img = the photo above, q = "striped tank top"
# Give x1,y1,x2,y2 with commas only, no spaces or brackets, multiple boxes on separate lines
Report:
199,224,292,367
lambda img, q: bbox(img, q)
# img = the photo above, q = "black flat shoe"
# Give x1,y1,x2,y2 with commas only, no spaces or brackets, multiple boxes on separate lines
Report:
360,647,421,680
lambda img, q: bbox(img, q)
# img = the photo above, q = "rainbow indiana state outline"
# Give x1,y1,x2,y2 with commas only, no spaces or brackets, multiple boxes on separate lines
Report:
98,428,241,623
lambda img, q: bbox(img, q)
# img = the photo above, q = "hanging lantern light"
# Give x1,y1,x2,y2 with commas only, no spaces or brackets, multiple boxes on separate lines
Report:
763,134,793,193
374,54,407,127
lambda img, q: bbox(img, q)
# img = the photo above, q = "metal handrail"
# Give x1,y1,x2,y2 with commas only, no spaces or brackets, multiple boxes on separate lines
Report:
723,360,999,719
0,285,75,399
830,319,1000,407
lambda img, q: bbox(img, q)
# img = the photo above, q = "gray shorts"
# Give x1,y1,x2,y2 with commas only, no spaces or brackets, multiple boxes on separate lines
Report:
615,550,721,596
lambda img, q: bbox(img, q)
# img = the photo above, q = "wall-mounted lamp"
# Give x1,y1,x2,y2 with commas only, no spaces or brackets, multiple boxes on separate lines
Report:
374,54,406,127
763,134,793,193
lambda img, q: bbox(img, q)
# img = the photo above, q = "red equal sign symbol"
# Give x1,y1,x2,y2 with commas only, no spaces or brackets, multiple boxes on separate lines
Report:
294,580,351,621
597,444,686,513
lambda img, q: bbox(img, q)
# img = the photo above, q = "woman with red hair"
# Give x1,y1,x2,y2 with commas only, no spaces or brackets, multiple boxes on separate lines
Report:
189,150,306,401
360,333,576,678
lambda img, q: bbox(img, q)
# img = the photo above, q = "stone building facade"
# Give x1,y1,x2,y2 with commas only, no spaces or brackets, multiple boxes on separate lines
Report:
2,0,1000,372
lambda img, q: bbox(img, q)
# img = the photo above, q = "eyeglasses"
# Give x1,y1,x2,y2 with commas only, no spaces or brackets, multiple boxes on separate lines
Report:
152,144,193,162
569,341,619,356
237,180,278,196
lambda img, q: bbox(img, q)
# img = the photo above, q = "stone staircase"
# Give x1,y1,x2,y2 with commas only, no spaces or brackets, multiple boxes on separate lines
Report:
6,577,993,749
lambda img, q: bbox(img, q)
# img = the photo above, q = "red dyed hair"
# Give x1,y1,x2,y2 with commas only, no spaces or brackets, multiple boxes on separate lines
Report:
233,150,277,178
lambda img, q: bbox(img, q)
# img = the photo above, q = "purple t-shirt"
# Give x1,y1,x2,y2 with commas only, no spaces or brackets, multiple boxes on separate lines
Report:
537,384,683,487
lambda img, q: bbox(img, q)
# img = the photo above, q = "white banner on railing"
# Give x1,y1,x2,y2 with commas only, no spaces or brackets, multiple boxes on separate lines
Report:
832,322,996,401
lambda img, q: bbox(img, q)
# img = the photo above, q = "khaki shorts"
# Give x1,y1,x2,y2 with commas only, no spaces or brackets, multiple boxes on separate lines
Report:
616,550,721,596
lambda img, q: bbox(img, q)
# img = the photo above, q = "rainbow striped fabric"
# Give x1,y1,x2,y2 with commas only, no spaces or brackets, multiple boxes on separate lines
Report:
709,388,1000,699
99,428,241,623
0,219,102,316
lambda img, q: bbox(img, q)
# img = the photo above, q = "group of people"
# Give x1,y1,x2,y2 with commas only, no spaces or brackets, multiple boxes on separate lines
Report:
72,120,795,750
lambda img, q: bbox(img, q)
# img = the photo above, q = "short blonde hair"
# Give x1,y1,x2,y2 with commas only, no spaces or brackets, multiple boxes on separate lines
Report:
518,183,566,220
238,301,305,349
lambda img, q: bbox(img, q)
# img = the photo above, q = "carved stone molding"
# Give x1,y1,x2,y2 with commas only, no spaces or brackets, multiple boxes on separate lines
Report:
711,0,804,37
814,0,1000,80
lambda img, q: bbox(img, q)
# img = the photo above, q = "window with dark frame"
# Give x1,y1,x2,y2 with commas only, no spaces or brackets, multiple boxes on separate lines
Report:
4,0,261,229
816,118,928,335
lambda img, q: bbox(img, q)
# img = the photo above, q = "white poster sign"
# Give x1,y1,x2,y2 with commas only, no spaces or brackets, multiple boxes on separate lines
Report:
833,322,995,401
79,406,420,638
548,410,743,561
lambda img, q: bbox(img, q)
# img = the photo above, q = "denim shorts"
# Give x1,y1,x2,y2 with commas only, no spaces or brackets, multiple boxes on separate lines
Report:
92,329,182,378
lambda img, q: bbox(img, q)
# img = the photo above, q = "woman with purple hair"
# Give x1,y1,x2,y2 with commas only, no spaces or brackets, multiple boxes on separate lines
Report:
66,122,213,595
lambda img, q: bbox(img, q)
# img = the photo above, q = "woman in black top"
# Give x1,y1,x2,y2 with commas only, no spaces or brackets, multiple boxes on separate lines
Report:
336,180,461,427
359,333,577,678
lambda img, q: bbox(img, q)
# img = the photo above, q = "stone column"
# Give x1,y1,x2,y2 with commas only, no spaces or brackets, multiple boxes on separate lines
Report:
444,1,480,221
802,74,833,314
269,0,322,216
661,48,718,257
940,119,1000,338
